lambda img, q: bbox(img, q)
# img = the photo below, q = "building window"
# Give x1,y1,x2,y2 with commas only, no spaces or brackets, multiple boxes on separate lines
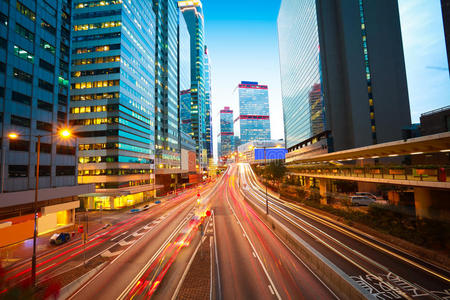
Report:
0,37,6,49
56,166,75,176
36,142,52,153
9,165,28,177
13,68,33,83
72,55,120,66
35,165,51,176
57,111,66,124
0,12,7,27
36,120,52,132
11,115,30,127
72,67,120,77
38,79,54,92
0,62,5,73
16,1,35,21
9,139,29,151
13,45,34,63
39,59,54,72
75,0,123,9
71,92,119,101
40,39,55,54
12,91,32,105
38,99,53,112
41,20,56,35
58,94,67,105
73,21,121,31
72,80,120,89
15,23,34,42
73,43,120,54
56,145,75,155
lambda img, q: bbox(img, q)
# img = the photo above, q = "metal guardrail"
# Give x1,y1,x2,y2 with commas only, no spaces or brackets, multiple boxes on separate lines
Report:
288,166,449,183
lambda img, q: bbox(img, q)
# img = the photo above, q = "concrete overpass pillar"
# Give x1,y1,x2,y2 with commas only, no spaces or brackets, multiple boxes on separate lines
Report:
319,179,330,205
304,176,310,189
414,187,450,221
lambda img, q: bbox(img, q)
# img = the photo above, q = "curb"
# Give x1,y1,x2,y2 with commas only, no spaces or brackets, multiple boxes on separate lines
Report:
241,189,376,300
58,262,107,300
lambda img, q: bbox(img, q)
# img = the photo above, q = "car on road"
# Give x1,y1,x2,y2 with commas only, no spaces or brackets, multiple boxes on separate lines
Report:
129,208,141,213
155,200,161,204
350,196,376,206
142,204,150,211
49,232,71,245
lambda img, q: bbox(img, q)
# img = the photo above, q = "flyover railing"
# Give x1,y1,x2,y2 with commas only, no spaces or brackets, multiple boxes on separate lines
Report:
288,165,449,183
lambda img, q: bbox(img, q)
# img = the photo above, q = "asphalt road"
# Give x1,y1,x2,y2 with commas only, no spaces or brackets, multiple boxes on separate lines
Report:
239,163,450,300
211,167,336,300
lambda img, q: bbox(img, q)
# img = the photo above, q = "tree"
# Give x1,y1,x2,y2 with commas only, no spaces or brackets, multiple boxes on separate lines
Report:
265,160,287,188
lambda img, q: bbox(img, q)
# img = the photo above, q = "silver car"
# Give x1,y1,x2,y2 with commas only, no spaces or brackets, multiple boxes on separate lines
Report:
350,196,375,206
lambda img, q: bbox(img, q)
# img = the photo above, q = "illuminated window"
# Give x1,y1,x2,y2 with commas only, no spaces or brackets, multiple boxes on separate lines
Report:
16,1,35,21
13,45,34,63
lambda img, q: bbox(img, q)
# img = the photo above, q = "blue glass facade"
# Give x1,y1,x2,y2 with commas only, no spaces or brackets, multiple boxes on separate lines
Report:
237,81,271,145
178,10,191,136
153,0,181,172
277,0,325,150
179,0,209,168
204,46,212,160
71,0,156,208
219,107,234,158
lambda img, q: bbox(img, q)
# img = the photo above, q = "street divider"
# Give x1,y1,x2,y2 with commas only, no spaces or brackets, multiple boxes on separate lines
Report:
240,188,376,300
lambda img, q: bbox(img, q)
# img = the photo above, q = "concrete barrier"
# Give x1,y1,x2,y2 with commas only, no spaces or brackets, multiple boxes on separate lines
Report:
242,191,375,300
58,262,106,300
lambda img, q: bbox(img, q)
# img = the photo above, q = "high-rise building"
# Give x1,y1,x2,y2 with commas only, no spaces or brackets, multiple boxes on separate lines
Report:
179,9,191,136
71,0,156,209
179,0,209,169
235,81,271,145
219,106,234,158
278,0,411,152
0,0,92,238
204,46,213,161
442,0,450,71
153,0,181,174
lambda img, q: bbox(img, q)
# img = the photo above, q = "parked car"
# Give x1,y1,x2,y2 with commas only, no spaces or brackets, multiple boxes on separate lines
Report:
142,204,150,211
354,192,380,200
129,208,141,213
350,196,376,206
155,200,161,204
49,232,71,245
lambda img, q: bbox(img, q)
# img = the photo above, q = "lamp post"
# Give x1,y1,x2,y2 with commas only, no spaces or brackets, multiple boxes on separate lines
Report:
264,146,268,215
8,129,73,287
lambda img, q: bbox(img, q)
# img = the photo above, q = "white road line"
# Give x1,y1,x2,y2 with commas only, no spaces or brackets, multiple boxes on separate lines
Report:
268,285,275,295
111,231,128,241
225,192,282,300
116,211,195,300
213,210,222,300
118,240,135,247
252,252,256,258
101,250,123,258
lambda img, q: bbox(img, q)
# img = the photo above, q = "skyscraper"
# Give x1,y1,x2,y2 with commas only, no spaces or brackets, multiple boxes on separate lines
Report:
0,0,92,233
153,0,181,174
204,46,213,161
179,9,191,137
442,0,450,71
219,106,234,158
179,0,209,169
278,0,411,152
71,0,156,209
236,81,271,145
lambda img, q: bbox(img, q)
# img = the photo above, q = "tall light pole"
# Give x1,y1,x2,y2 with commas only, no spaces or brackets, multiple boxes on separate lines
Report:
8,129,73,287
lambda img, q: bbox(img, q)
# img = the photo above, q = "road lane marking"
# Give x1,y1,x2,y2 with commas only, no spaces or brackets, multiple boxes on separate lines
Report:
252,252,256,258
268,285,275,295
119,240,135,247
245,164,450,284
225,191,282,300
111,231,128,241
101,250,123,258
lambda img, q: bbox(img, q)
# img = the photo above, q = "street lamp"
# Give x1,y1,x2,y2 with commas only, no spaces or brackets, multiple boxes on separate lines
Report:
263,146,269,215
7,128,73,287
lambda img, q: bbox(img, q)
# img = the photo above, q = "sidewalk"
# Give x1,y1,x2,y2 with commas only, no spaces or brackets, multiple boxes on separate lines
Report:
0,210,108,269
0,189,196,269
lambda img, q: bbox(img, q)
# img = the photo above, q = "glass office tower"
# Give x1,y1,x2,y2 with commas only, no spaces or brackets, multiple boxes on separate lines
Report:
153,0,181,172
236,81,271,145
179,0,208,169
219,106,234,158
278,0,411,152
179,9,191,136
204,46,212,160
278,0,324,150
71,0,156,209
0,0,92,233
